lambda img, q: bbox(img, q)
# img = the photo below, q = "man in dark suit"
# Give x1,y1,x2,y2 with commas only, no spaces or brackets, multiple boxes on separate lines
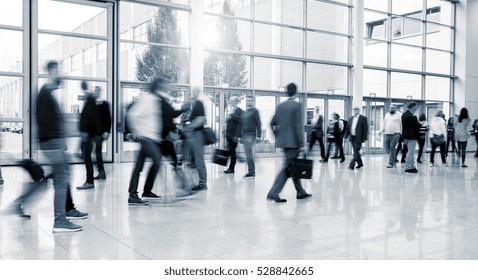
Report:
401,102,420,173
346,106,368,170
307,106,326,161
267,83,311,203
224,96,243,174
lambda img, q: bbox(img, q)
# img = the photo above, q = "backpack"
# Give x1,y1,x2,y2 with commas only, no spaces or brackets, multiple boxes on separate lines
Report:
340,119,348,135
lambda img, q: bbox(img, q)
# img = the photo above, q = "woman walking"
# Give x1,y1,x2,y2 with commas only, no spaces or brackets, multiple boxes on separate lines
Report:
429,111,447,167
454,108,472,167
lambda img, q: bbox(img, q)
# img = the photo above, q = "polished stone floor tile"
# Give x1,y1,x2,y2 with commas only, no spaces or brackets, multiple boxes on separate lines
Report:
0,154,477,259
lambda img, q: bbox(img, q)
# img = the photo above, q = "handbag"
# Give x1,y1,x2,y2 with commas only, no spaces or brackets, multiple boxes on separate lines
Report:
212,149,230,166
202,127,217,145
431,134,445,145
287,155,314,179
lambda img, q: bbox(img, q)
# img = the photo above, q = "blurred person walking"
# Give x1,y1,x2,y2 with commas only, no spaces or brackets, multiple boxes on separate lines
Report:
417,113,429,164
446,117,457,157
241,98,261,178
401,102,420,173
429,111,447,167
36,61,85,232
472,116,478,158
346,106,368,170
454,107,472,167
307,106,326,161
77,81,100,190
223,96,243,174
379,104,402,168
267,83,311,203
92,86,111,180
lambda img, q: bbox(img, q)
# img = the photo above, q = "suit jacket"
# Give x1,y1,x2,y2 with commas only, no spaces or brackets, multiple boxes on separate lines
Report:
401,110,420,140
270,98,304,148
347,114,368,143
313,115,324,137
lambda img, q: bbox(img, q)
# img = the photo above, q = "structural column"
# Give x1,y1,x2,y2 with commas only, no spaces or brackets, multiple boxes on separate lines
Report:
352,0,364,109
190,0,204,93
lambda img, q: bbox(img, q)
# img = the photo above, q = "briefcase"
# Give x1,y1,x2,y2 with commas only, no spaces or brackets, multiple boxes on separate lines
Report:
212,149,230,166
287,157,313,179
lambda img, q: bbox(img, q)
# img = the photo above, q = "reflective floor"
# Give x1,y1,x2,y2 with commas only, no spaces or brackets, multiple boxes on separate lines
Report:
0,153,477,260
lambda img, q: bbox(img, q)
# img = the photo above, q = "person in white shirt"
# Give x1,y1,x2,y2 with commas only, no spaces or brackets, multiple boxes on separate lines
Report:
379,104,402,168
429,111,447,167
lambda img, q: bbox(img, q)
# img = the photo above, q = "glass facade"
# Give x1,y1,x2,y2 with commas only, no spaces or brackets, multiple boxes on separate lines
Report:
0,0,459,163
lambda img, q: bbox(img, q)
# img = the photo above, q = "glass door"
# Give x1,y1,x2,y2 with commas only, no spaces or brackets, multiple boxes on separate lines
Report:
363,98,385,153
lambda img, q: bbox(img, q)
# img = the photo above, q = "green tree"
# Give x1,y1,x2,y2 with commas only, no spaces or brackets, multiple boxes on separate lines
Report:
135,5,186,103
204,0,248,106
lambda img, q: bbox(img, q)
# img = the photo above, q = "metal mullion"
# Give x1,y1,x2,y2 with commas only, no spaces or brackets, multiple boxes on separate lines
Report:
421,0,426,101
120,39,190,50
0,24,24,32
37,74,109,83
23,0,31,159
363,8,388,16
316,0,352,9
57,0,111,8
302,0,307,94
0,71,24,77
38,29,109,41
364,65,457,79
124,0,191,12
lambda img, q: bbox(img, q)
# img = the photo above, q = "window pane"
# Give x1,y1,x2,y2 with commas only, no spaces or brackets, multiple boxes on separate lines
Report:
254,57,302,90
255,0,303,27
426,76,450,101
365,10,388,40
38,34,108,79
39,0,107,36
0,0,22,26
306,63,347,95
426,0,453,26
426,23,451,51
391,44,422,71
120,3,189,47
0,29,23,72
364,39,387,67
0,76,23,118
307,1,349,34
364,69,387,98
254,24,302,57
392,0,423,16
204,52,250,88
307,32,348,63
0,121,24,159
120,43,189,84
391,72,421,99
365,0,387,12
204,15,250,51
426,49,450,75
255,95,276,149
204,0,251,18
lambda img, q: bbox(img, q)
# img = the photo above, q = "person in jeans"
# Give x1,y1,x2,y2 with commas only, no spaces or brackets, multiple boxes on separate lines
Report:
241,97,261,178
417,113,429,164
127,77,168,205
77,81,99,190
323,114,345,162
401,102,420,173
379,104,402,168
307,106,326,161
454,107,472,167
92,86,111,180
183,87,207,191
446,117,457,157
223,96,243,174
267,83,311,203
429,111,447,167
36,61,85,232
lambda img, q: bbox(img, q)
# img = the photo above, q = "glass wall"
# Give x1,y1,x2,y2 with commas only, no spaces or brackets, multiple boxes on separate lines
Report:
364,0,455,105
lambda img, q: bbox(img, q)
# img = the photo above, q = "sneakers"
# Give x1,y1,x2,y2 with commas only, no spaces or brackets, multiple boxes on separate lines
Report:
224,169,235,174
66,209,88,220
244,173,255,179
405,168,418,173
52,220,83,233
442,163,448,167
128,194,149,205
430,163,434,167
462,164,468,168
386,164,394,168
76,182,94,190
141,191,161,200
191,185,207,191
94,171,106,180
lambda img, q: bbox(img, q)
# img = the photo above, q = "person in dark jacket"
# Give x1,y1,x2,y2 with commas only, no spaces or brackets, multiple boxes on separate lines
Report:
36,61,86,232
446,117,457,157
77,81,100,190
401,102,420,173
241,97,261,178
224,96,243,174
417,113,429,163
346,106,368,170
323,113,345,162
92,86,111,180
307,106,326,161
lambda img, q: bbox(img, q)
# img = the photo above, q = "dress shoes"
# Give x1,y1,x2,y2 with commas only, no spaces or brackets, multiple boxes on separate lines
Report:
348,166,354,170
405,168,418,173
297,193,312,200
331,156,340,159
224,169,235,174
267,196,287,203
340,157,345,163
356,163,363,169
